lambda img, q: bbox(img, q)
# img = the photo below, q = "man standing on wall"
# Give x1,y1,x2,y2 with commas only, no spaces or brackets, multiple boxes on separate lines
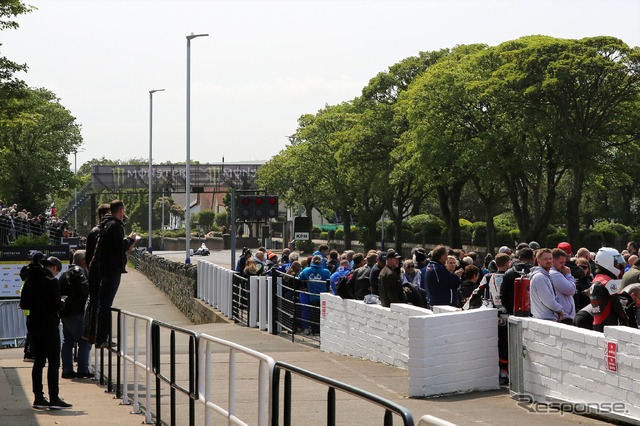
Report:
83,203,111,343
95,200,137,348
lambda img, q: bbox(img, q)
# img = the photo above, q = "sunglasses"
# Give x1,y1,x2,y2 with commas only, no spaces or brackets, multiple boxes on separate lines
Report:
580,265,589,270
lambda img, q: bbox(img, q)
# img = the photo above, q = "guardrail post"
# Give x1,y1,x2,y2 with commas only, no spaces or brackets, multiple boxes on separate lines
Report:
259,275,267,330
267,276,274,334
328,387,336,426
249,276,258,327
284,370,292,426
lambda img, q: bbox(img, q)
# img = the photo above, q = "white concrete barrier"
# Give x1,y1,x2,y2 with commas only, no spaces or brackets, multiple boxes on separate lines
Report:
510,317,640,424
320,294,499,397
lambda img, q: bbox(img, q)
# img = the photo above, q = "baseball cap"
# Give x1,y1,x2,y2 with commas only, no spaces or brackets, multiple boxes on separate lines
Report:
499,246,511,254
40,256,63,272
386,249,402,259
557,242,572,256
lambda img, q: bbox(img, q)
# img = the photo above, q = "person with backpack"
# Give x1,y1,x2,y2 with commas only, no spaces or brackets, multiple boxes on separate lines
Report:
330,259,351,295
500,247,534,315
21,256,73,410
19,251,45,362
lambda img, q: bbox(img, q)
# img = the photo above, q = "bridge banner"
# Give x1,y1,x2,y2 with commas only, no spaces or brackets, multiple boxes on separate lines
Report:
91,163,263,192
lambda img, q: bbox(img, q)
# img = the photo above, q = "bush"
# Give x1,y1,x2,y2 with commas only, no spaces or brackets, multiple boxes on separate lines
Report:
198,210,216,231
582,231,604,252
494,212,517,233
335,229,344,240
407,214,445,243
509,229,520,242
294,239,315,253
319,231,328,240
470,222,487,246
312,226,322,239
12,233,51,246
495,230,513,247
459,218,472,231
214,211,229,227
545,230,568,248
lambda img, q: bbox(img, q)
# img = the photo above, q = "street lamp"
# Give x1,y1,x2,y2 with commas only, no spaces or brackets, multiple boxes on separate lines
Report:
185,32,208,264
148,88,165,254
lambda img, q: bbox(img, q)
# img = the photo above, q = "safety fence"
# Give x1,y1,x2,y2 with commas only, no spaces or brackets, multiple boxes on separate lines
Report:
196,260,330,347
97,307,421,426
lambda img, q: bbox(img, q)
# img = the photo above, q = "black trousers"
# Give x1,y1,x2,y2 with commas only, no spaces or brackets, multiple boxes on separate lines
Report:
30,321,61,399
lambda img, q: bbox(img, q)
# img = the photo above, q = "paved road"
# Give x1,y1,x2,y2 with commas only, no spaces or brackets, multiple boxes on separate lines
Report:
0,257,615,425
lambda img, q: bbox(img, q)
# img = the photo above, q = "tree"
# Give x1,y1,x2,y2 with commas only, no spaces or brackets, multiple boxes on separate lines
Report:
403,45,491,247
489,36,640,245
0,87,82,213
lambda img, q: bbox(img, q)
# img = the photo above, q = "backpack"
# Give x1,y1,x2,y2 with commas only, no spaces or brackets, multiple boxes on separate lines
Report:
19,267,38,310
336,273,355,299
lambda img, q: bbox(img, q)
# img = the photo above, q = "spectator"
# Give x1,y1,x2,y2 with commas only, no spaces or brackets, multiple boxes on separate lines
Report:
352,252,375,300
621,256,640,290
327,249,339,273
500,247,534,315
550,248,577,325
574,257,592,312
95,200,137,348
83,203,111,343
378,249,406,308
59,250,92,379
445,255,458,274
618,283,640,328
297,255,331,334
425,245,462,307
530,248,564,322
311,244,330,269
457,264,480,308
22,256,73,410
369,251,386,296
401,259,421,287
329,259,351,295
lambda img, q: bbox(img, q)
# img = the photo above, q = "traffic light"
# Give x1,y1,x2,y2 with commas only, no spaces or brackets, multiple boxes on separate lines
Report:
236,195,278,220
266,196,278,218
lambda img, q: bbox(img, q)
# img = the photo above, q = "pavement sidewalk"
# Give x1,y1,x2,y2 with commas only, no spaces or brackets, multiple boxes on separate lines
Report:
0,266,612,425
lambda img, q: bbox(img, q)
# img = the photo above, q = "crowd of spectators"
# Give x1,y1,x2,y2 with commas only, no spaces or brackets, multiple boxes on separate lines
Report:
235,239,640,385
0,200,79,245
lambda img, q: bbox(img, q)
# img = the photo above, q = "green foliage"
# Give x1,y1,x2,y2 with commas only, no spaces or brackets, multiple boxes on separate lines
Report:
494,213,517,233
197,210,216,231
214,211,229,228
509,229,520,242
407,214,445,242
582,231,605,252
593,221,632,237
546,230,568,248
294,239,315,254
459,218,472,230
470,222,487,245
335,229,344,240
319,231,328,240
11,233,50,246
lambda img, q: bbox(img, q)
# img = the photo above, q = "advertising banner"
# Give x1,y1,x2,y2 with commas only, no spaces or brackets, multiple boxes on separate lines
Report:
0,246,70,298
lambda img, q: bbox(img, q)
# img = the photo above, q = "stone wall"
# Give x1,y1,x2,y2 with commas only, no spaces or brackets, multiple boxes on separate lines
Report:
130,252,198,322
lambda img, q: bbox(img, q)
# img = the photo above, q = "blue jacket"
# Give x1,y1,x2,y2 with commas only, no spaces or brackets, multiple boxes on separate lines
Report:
425,260,461,307
329,266,350,295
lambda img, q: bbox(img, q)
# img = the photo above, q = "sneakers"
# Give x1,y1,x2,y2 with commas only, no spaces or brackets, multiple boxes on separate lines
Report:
32,396,49,409
97,340,116,349
76,371,94,379
49,398,73,410
499,371,509,386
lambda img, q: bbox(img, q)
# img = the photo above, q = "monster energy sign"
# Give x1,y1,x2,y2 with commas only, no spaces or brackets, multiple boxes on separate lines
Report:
91,163,263,192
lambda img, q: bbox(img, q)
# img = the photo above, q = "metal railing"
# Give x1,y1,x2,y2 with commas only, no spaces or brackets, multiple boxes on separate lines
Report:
232,273,250,326
119,310,154,423
151,320,199,426
271,361,415,426
198,333,275,426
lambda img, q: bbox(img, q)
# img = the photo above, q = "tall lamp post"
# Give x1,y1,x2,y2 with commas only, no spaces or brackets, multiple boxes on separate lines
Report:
148,88,165,253
185,32,208,264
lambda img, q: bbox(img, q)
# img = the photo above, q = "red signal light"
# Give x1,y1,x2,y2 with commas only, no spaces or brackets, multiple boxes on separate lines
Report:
255,197,264,205
267,197,277,205
241,197,251,206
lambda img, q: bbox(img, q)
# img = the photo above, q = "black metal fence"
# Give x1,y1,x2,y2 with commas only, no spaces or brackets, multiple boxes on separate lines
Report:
271,361,415,426
232,273,250,326
271,270,329,346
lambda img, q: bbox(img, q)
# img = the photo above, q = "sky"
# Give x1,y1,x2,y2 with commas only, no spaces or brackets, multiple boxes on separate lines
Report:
3,0,640,170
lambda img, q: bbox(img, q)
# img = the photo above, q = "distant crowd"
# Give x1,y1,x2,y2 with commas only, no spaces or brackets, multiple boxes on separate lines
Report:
0,200,79,245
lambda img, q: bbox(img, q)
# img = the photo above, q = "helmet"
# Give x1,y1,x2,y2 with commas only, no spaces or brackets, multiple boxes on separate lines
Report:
595,247,626,277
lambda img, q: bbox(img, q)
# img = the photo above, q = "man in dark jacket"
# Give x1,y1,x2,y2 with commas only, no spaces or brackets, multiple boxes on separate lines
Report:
95,200,137,348
425,245,462,307
378,249,406,307
83,203,111,343
60,250,91,378
22,256,73,410
500,247,534,315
